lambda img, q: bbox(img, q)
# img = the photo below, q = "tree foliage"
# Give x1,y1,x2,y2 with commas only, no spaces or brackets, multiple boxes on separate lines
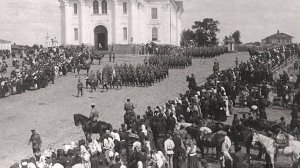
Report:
223,36,229,45
192,18,220,46
180,29,195,47
232,30,242,44
181,18,220,47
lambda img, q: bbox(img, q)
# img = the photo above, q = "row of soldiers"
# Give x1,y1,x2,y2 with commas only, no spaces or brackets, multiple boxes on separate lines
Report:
184,46,228,58
147,54,192,69
101,63,169,87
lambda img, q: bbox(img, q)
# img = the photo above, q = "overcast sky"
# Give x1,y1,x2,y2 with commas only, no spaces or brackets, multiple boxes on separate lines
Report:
0,0,299,45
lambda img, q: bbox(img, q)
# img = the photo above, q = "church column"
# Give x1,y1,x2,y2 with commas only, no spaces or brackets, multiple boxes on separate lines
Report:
113,0,119,44
130,0,137,44
79,0,86,44
59,0,70,45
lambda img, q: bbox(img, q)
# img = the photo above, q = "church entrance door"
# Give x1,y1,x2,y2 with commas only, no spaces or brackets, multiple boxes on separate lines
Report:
94,25,108,50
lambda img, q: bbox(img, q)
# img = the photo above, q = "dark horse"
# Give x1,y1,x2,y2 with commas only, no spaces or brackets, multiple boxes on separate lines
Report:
73,114,112,139
186,125,227,159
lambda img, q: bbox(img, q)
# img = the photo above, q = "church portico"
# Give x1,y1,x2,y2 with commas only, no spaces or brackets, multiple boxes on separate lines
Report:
59,0,183,48
94,25,108,50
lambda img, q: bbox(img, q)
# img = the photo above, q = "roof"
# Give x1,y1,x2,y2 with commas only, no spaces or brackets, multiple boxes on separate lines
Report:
263,32,293,40
0,39,11,44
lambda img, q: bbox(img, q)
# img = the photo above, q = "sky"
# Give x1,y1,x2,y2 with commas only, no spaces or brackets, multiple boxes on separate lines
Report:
0,0,299,45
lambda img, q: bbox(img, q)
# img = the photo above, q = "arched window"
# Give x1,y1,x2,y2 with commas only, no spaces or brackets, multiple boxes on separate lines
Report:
152,27,158,41
102,0,107,14
93,0,99,14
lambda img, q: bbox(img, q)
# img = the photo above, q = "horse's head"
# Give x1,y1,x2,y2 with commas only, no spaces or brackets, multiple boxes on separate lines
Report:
73,114,88,126
73,114,80,126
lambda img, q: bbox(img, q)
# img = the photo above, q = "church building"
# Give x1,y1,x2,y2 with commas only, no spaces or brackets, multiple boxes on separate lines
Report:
58,0,183,50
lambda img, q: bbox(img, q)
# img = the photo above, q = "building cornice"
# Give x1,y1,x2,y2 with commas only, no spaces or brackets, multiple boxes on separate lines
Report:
58,0,69,5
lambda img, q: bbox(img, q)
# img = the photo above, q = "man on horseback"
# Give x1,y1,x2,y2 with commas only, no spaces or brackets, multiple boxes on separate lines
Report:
124,99,136,128
88,103,99,127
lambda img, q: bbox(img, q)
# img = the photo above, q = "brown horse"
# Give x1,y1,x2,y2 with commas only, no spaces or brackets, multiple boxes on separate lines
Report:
73,114,112,139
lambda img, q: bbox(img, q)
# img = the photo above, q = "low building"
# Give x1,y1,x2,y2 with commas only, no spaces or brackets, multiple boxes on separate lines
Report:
261,30,293,46
0,39,12,52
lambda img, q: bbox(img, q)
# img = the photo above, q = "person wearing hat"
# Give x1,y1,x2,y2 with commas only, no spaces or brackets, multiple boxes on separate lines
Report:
77,79,83,97
28,129,42,160
124,99,135,113
88,103,99,127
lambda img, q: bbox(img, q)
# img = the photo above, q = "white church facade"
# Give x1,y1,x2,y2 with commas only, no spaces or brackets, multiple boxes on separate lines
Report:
58,0,183,50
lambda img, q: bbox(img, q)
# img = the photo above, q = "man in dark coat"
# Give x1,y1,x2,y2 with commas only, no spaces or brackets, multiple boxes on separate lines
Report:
173,132,186,168
166,112,176,133
175,102,184,118
258,96,268,119
124,99,135,113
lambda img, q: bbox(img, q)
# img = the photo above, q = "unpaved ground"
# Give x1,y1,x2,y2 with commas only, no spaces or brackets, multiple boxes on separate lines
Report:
0,52,294,168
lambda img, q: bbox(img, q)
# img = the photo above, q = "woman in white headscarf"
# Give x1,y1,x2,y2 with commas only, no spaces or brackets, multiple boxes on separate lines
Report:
80,145,91,168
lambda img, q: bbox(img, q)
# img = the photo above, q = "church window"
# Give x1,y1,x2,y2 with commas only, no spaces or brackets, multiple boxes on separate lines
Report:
74,28,78,41
151,8,157,19
152,27,158,41
123,2,127,14
123,27,127,40
102,0,107,14
74,3,78,15
93,1,99,14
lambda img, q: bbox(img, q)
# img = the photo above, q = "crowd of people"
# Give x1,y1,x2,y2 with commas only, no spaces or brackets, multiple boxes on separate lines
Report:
0,49,11,59
0,46,85,99
9,43,300,168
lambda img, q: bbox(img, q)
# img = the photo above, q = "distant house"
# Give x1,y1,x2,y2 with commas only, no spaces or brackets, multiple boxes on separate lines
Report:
0,39,11,52
261,30,293,46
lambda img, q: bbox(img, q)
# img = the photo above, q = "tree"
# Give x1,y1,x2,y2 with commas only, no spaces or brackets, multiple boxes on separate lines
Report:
232,30,242,44
192,18,220,46
180,29,195,47
32,44,39,50
223,36,229,45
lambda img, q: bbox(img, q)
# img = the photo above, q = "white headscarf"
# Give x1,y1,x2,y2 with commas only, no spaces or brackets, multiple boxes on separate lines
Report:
155,151,166,168
141,125,147,136
132,141,142,151
52,163,64,168
137,161,143,168
111,132,120,142
80,145,91,162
